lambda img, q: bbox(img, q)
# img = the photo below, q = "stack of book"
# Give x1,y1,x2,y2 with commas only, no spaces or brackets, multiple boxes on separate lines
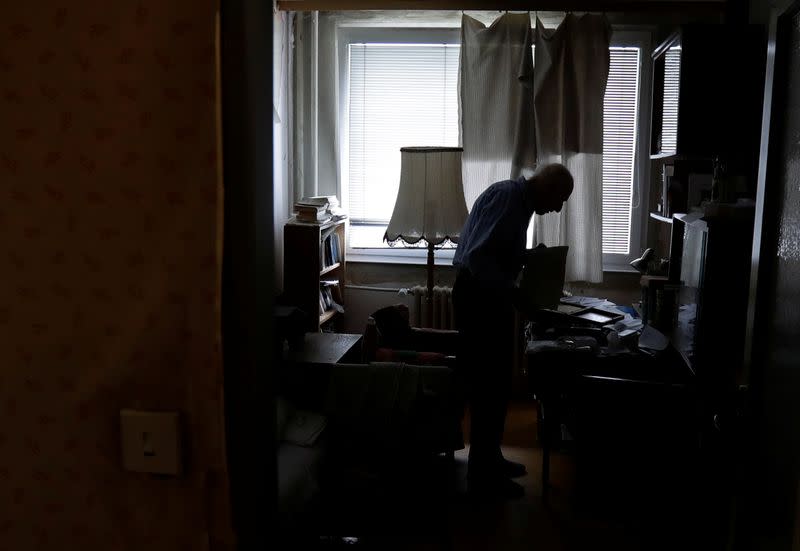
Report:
292,195,347,224
319,280,343,315
321,225,342,270
295,202,330,223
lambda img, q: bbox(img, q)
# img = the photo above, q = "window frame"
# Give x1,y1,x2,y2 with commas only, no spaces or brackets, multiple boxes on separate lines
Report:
337,27,461,265
336,25,651,271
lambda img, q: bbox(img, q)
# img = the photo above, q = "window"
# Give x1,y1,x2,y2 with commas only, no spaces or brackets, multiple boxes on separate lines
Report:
348,43,460,224
339,29,460,257
339,28,650,268
661,45,682,155
602,47,642,256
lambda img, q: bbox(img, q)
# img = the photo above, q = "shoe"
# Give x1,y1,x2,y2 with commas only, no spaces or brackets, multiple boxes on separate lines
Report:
501,458,527,479
467,475,525,500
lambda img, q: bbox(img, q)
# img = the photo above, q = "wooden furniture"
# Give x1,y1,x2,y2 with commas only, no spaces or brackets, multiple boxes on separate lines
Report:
669,207,755,414
280,332,363,410
284,219,346,332
650,25,765,169
282,332,363,366
279,331,463,462
362,305,458,367
643,206,755,386
525,332,695,497
649,25,766,227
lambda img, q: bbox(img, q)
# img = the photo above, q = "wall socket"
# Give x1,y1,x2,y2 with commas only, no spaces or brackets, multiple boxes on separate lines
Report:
120,409,183,476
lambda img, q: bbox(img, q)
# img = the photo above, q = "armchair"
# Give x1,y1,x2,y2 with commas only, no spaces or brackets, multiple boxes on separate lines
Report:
363,304,459,367
361,304,465,459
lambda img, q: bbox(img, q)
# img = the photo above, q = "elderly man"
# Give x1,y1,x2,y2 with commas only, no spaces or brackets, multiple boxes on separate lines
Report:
453,163,574,498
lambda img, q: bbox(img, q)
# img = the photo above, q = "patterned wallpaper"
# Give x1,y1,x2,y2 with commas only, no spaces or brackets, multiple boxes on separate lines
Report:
1,2,232,549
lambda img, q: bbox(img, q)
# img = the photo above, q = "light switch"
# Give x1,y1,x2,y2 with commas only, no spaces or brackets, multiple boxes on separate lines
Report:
120,409,183,475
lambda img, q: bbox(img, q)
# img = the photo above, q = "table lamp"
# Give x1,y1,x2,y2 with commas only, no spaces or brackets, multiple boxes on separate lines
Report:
385,147,468,327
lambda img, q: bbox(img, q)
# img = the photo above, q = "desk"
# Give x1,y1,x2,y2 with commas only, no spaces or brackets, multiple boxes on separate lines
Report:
283,332,363,366
526,336,696,494
280,333,363,410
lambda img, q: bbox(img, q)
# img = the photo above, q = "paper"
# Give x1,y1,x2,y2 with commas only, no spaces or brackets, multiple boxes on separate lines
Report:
561,296,614,309
638,325,669,352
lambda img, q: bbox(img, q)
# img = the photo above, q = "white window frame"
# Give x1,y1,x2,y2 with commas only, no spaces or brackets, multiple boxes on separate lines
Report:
337,27,461,266
336,26,651,271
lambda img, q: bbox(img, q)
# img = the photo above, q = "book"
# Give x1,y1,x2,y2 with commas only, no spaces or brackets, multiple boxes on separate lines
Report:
295,195,347,223
297,212,330,223
295,203,326,216
295,203,326,214
287,215,333,225
295,205,331,223
319,280,344,314
300,195,339,208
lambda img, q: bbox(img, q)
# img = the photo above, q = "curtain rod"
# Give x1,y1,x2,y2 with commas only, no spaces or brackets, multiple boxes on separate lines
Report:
276,1,726,13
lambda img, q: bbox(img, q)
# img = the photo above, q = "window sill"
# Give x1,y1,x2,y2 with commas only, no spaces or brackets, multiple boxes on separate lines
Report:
347,249,456,266
602,264,640,274
348,250,640,274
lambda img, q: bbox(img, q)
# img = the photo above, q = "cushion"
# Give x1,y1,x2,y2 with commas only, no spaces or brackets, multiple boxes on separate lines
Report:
371,304,413,348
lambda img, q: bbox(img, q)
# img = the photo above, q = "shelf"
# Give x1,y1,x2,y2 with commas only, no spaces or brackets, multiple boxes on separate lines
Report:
319,309,338,325
650,152,679,161
649,212,673,224
320,262,341,276
285,217,346,333
649,153,716,163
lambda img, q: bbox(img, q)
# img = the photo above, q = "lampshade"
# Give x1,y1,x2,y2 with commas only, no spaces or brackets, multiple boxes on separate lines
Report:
385,147,468,246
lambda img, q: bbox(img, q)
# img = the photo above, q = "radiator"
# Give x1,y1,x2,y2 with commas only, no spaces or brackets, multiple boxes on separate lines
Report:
407,285,456,330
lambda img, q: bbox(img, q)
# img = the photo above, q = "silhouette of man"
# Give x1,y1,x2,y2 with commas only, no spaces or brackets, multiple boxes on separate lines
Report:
453,163,574,498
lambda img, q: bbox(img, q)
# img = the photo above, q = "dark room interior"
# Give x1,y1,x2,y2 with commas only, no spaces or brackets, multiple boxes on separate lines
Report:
2,0,800,550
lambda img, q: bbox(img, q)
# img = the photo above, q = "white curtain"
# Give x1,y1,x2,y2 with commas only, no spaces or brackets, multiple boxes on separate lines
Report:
531,14,611,283
459,13,537,210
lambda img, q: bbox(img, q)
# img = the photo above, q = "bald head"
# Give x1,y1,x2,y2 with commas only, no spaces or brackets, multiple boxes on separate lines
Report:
527,163,574,215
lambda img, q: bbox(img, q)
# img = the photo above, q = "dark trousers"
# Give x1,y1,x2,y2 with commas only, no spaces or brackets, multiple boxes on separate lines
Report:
453,269,515,472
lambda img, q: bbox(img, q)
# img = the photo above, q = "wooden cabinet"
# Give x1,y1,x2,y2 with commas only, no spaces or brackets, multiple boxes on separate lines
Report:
649,24,766,229
650,25,766,178
283,219,346,333
670,208,755,390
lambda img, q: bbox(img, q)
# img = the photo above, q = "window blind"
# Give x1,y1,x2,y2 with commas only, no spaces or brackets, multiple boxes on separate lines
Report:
348,43,460,223
602,47,641,255
661,46,682,155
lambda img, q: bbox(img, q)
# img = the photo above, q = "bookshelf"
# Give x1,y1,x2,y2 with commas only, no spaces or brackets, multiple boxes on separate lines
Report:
284,218,346,332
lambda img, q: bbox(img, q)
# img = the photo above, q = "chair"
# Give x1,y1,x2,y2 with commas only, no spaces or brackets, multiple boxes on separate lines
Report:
362,304,465,459
363,304,459,367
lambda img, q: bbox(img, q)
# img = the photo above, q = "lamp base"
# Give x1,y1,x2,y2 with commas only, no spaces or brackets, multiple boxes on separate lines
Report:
426,242,434,328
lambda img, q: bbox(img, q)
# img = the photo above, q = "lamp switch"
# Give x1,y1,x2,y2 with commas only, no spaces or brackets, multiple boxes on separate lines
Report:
120,409,182,475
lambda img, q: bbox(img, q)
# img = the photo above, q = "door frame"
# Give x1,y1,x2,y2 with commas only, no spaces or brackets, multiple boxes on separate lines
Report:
220,0,276,547
737,1,800,549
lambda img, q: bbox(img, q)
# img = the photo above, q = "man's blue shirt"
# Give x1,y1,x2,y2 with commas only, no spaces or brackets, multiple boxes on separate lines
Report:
453,176,532,288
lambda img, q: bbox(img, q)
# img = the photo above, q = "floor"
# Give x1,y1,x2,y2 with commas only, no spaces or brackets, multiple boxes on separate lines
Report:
299,401,711,550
